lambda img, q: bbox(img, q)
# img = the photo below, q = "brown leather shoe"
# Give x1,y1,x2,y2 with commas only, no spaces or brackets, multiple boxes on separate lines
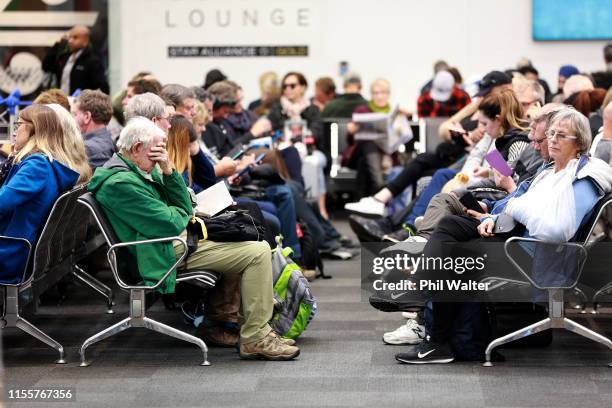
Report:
197,325,239,348
239,332,300,361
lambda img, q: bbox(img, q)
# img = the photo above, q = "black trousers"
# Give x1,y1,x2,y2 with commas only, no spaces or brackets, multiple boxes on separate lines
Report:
386,152,446,197
422,215,505,344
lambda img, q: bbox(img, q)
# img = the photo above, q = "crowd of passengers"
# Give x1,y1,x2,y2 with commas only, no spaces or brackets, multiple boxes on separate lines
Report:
1,26,612,363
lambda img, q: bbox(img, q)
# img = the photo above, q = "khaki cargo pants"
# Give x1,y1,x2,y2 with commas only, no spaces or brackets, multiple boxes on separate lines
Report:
174,234,273,345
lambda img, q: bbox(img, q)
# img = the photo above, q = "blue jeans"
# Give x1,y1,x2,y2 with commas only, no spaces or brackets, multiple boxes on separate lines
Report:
265,184,301,258
404,168,457,226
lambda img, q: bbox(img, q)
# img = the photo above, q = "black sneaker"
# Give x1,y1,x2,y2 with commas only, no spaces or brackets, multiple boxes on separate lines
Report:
349,215,393,242
395,338,454,364
382,228,413,242
368,288,427,313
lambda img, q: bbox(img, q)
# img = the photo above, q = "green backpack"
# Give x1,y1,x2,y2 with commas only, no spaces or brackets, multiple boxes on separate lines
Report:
270,240,317,339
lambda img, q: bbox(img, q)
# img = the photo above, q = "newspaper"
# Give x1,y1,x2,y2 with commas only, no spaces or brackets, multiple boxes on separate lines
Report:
352,107,413,154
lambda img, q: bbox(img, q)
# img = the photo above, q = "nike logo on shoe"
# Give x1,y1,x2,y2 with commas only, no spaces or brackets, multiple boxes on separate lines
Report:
390,292,407,300
417,349,435,358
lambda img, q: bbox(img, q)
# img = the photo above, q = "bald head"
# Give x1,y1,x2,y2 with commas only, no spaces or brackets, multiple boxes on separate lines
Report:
68,25,90,53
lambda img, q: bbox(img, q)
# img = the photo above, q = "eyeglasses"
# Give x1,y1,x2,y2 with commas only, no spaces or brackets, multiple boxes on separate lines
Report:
545,129,577,141
530,137,546,146
11,121,25,135
282,83,299,90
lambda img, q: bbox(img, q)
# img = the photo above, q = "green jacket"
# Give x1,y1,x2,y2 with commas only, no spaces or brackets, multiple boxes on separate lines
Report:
88,153,192,293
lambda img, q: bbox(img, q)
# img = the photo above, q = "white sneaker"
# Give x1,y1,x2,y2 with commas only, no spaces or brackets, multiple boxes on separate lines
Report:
382,319,426,345
402,311,418,319
344,197,386,216
405,235,428,243
414,216,424,231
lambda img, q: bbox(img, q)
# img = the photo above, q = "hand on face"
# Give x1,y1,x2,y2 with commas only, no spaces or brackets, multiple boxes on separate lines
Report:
147,141,173,175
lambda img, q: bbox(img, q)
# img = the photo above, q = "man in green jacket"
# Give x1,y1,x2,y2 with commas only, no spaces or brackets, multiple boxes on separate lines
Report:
89,117,299,361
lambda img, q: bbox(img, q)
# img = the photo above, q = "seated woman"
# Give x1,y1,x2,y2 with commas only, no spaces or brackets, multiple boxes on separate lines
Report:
344,78,394,198
268,71,328,217
0,104,89,284
351,88,530,242
394,106,612,364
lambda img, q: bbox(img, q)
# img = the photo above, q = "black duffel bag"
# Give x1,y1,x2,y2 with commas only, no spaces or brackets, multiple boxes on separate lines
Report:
198,207,266,243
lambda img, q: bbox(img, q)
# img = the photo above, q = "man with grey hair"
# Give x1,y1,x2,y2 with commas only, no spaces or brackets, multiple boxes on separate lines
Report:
161,84,197,120
88,117,300,361
515,79,546,119
321,72,367,118
125,92,173,134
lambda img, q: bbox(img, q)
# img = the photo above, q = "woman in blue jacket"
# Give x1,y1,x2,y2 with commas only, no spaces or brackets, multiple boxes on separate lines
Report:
0,104,86,284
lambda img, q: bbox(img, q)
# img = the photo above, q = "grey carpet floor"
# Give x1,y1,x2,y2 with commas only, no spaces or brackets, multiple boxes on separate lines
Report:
3,219,612,408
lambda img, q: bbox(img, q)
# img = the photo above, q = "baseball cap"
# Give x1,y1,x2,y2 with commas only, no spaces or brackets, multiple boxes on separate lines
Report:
475,71,511,97
430,71,455,102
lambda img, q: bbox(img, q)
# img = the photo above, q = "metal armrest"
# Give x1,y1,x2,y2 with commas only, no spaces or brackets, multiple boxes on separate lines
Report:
0,235,33,286
503,236,588,290
107,236,187,290
480,276,531,292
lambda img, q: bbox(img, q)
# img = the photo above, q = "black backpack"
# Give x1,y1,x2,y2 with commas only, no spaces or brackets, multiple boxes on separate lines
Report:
297,220,330,279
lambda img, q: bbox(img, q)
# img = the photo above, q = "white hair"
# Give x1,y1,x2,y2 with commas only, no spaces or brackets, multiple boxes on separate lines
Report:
117,116,164,152
124,92,166,121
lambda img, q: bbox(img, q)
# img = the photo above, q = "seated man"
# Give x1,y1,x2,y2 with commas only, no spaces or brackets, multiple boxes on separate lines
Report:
72,89,117,169
88,117,299,361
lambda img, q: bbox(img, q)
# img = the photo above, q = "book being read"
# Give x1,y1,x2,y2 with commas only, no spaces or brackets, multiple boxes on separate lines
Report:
195,181,234,217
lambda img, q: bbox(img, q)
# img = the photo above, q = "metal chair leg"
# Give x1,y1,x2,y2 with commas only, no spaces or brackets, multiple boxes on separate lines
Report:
79,317,131,367
483,317,552,367
142,317,210,366
2,286,66,364
593,282,612,309
564,317,612,366
72,265,115,314
15,316,66,364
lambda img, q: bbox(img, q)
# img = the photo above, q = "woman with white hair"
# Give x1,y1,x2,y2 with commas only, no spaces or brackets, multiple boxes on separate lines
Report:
395,106,612,365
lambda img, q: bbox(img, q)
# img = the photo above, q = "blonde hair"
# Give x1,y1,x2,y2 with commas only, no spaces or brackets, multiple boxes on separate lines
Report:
15,104,91,183
370,78,391,94
47,104,92,183
167,115,194,186
259,71,278,93
193,100,208,126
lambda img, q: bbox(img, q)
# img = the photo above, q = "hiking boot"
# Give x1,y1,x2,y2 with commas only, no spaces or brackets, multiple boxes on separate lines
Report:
197,324,239,348
239,332,300,361
270,330,297,346
302,269,316,281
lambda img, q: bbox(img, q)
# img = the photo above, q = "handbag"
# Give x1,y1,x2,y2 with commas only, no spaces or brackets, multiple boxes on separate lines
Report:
197,208,265,242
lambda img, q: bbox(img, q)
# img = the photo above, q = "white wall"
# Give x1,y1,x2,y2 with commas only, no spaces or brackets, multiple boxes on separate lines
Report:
109,0,609,110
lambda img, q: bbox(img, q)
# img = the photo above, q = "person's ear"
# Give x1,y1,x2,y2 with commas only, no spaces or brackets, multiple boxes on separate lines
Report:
131,141,143,155
84,111,92,124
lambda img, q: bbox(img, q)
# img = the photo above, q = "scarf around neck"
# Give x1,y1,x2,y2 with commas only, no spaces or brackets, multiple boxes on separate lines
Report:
280,96,310,120
368,100,391,113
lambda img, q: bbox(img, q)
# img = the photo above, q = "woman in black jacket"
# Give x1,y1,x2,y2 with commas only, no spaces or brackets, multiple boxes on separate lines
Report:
268,72,323,144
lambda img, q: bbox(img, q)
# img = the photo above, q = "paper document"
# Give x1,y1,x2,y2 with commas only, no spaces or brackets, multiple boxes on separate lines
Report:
352,108,413,154
195,181,234,217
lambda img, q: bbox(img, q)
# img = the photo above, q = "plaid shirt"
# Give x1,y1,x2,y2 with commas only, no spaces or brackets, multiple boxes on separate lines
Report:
417,87,471,118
